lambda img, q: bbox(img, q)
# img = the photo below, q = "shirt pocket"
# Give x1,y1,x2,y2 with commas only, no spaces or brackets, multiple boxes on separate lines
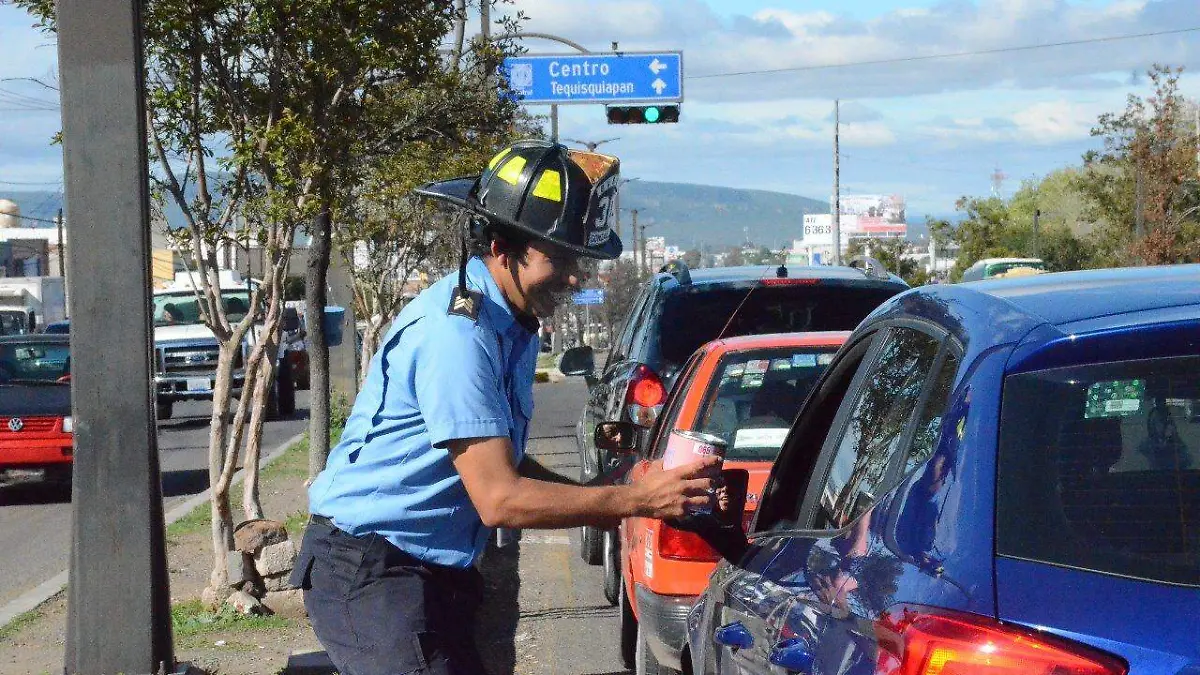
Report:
512,384,534,449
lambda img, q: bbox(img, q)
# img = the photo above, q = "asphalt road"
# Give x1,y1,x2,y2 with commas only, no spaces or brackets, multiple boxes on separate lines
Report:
478,377,635,675
0,393,311,609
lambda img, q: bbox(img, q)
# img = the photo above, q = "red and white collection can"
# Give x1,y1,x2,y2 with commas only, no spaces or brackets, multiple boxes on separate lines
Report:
662,430,727,514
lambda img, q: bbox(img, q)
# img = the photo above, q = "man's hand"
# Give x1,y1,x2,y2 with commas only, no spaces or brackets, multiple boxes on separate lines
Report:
627,458,720,520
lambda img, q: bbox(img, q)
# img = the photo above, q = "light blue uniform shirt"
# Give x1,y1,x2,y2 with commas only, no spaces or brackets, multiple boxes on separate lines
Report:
308,257,539,568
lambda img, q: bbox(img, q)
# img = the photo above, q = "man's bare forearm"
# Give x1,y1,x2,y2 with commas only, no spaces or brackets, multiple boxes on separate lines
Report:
517,455,578,485
489,478,635,529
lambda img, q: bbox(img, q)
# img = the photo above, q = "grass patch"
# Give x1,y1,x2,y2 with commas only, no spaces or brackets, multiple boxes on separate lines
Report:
171,598,295,648
0,605,46,642
536,352,557,370
282,508,309,541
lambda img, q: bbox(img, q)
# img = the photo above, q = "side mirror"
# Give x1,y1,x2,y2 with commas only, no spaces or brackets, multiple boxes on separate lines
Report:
281,306,301,333
667,468,750,563
559,346,595,377
594,421,638,455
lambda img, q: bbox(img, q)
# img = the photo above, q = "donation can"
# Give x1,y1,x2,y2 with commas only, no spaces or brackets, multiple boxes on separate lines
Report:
662,430,727,514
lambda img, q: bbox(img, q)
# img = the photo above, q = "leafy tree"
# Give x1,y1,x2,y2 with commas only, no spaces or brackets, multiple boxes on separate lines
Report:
681,249,702,269
846,237,930,286
1079,65,1200,264
597,257,642,348
721,246,746,267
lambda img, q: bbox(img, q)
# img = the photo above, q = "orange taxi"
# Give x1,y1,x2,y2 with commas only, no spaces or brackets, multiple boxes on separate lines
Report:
613,331,848,673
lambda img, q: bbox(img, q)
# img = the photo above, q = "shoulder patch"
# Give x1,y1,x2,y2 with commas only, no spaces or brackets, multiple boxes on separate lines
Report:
447,287,484,321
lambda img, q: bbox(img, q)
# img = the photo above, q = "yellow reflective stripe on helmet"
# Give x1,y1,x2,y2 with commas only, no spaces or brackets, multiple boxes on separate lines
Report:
531,169,563,202
487,147,513,170
495,155,526,185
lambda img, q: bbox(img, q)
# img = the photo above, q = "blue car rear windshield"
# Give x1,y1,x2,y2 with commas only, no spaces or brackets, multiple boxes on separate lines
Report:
997,355,1200,586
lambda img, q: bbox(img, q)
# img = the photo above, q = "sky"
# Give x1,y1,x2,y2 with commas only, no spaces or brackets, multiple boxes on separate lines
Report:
1,0,1198,223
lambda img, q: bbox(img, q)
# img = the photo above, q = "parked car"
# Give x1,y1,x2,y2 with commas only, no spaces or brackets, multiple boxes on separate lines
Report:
612,331,850,673
683,265,1200,675
959,256,1046,281
41,320,70,334
569,260,908,577
0,334,73,485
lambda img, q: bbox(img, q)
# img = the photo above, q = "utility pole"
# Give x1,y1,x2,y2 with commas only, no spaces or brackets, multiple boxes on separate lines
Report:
55,208,65,279
628,210,638,273
1135,162,1145,265
1032,209,1041,259
551,105,559,143
832,99,842,266
58,0,175,672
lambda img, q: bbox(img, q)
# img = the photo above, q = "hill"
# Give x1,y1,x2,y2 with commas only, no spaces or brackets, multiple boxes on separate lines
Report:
618,180,827,250
4,181,841,249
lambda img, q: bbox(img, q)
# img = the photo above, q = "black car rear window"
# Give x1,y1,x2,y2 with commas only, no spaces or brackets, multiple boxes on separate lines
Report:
656,284,898,368
997,355,1200,586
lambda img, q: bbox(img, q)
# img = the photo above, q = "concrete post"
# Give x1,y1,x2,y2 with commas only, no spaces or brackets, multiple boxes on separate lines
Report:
57,0,176,671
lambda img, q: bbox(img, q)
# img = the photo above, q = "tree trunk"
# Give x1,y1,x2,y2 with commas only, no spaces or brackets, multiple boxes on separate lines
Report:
307,205,333,480
206,343,238,598
242,341,277,521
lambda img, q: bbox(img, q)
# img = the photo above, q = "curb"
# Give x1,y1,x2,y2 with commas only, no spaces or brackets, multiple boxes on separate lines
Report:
0,430,308,630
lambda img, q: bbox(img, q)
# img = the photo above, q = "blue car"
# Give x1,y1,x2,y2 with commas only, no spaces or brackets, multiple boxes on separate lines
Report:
686,265,1200,675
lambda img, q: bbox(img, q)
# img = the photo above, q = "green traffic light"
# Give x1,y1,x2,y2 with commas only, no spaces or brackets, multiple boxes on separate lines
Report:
643,106,661,123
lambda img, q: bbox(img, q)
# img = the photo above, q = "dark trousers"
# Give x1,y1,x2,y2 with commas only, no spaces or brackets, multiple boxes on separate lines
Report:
290,518,486,675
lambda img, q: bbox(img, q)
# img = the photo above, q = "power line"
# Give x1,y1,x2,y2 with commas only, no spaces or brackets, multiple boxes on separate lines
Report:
688,26,1200,80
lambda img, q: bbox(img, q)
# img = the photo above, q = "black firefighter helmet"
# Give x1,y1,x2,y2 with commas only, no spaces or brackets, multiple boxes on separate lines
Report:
414,140,623,260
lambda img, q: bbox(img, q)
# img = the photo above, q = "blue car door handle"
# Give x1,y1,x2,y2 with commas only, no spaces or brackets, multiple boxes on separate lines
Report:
769,638,815,673
713,621,754,650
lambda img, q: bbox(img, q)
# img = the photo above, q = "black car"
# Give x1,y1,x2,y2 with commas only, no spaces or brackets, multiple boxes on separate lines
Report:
565,260,908,600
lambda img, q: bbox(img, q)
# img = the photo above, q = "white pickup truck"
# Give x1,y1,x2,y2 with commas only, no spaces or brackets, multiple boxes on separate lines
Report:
152,269,300,420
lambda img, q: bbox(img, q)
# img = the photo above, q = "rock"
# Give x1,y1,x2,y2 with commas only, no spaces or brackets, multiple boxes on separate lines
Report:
234,519,289,554
225,589,272,616
262,571,296,592
264,589,307,618
255,539,298,577
226,551,262,593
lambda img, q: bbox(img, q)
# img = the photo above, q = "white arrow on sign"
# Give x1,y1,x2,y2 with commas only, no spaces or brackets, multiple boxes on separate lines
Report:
651,78,667,95
649,58,668,75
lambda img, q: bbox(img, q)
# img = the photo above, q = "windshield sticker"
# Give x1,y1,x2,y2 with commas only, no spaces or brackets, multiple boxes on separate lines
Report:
745,360,770,375
792,354,818,367
733,427,790,450
1085,379,1146,419
770,358,792,371
817,354,835,366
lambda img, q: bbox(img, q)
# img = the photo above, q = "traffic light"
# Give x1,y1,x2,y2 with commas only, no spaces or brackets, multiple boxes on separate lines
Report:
606,105,680,125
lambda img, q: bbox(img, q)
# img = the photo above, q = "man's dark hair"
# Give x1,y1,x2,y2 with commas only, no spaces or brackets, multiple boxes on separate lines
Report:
468,216,533,260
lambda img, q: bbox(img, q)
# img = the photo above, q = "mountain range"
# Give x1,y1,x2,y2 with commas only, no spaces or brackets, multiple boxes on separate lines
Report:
3,181,939,248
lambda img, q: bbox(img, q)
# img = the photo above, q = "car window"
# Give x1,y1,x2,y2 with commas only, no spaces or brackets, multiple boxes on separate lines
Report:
753,335,878,534
655,284,900,370
649,351,705,459
0,342,71,382
997,355,1200,587
694,346,839,461
812,326,943,530
897,350,960,480
610,284,651,366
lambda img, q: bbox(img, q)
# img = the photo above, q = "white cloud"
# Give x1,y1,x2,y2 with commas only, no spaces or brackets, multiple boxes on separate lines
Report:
512,0,1200,102
1011,100,1099,144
